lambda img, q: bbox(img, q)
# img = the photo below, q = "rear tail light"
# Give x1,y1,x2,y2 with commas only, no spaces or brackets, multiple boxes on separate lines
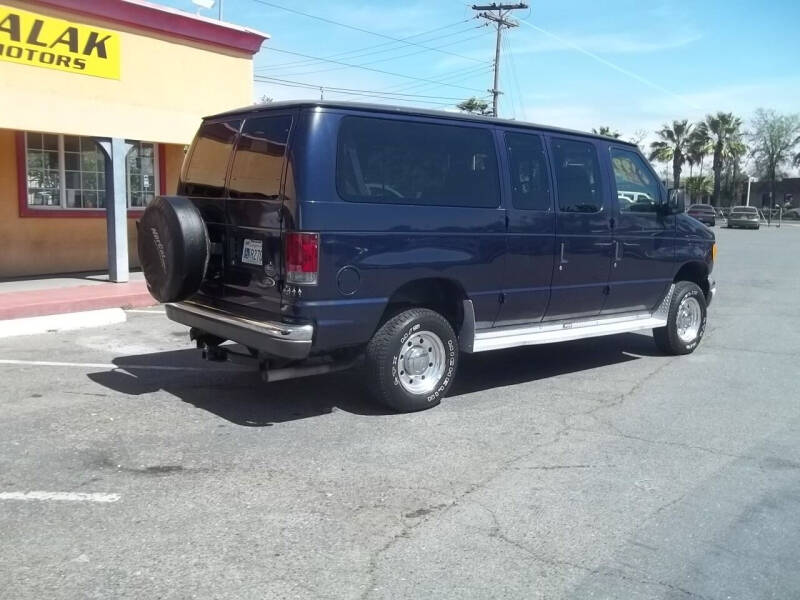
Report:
285,232,319,285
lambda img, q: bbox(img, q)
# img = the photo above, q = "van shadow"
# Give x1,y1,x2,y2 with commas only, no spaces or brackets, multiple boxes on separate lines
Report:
87,333,661,427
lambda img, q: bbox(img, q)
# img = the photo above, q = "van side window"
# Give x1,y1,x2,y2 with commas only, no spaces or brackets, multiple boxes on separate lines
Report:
610,148,660,213
551,138,603,213
228,115,292,199
182,120,240,198
336,116,499,208
505,132,551,211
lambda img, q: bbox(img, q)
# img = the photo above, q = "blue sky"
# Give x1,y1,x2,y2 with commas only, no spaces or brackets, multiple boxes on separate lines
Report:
155,0,799,144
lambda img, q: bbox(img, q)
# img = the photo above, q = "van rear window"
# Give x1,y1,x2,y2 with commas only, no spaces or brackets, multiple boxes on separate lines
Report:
336,116,500,208
182,120,240,198
228,115,292,199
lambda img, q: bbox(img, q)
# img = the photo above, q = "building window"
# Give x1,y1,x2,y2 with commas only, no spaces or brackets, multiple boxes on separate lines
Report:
24,132,158,210
64,136,107,208
126,142,157,207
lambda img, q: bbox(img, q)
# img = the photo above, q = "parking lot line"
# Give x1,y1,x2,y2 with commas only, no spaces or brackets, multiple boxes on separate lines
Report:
0,358,246,372
0,491,120,503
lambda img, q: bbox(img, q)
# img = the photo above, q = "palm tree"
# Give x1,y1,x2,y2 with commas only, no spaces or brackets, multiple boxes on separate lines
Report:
696,112,743,206
684,175,713,204
687,126,711,178
592,126,621,139
725,133,747,205
649,120,693,191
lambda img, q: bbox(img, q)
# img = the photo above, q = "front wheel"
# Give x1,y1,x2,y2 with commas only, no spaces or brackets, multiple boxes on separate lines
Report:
364,308,459,412
653,281,707,355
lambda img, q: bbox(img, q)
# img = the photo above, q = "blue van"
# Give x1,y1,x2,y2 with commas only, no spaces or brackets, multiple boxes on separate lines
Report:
138,101,716,412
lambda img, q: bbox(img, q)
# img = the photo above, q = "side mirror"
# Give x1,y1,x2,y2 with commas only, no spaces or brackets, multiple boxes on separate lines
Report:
666,188,685,215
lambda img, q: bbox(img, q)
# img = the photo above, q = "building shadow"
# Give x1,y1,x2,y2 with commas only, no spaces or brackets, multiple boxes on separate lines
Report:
88,332,661,427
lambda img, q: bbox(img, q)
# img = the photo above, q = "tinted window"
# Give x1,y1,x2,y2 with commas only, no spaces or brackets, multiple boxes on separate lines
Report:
228,115,292,199
337,116,499,208
505,132,551,211
610,148,660,214
182,120,240,197
551,138,603,213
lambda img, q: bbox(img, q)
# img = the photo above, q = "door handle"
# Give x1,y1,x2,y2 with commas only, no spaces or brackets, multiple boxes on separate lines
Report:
614,240,623,262
559,242,568,265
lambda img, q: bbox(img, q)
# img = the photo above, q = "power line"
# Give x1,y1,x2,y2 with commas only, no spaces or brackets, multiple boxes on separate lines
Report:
257,21,477,72
254,76,471,101
275,27,490,79
253,77,464,107
261,47,487,93
248,0,488,63
377,64,493,97
503,35,527,120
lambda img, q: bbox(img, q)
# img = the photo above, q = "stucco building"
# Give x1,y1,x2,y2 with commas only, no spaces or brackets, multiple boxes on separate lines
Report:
0,0,266,278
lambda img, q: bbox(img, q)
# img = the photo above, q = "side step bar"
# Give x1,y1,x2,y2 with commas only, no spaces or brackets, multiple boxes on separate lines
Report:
460,284,674,353
472,312,667,353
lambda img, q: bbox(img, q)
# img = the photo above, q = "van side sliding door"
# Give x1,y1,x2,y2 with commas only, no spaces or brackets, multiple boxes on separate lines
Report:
544,136,613,321
493,129,556,327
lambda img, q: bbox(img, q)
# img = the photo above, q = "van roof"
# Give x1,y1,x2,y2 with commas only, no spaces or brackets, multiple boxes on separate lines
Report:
208,100,639,147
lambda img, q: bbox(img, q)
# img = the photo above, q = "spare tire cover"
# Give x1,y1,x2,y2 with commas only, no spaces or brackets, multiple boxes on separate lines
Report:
137,196,209,303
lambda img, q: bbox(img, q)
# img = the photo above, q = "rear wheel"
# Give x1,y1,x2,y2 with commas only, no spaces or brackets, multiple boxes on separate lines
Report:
653,281,707,355
364,308,458,412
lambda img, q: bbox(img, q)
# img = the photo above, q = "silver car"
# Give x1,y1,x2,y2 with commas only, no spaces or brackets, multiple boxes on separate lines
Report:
727,206,761,229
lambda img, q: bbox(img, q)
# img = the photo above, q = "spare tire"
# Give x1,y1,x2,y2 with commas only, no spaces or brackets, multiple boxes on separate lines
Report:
137,196,209,303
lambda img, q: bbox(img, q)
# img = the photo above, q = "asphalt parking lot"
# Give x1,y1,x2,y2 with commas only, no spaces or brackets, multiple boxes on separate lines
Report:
2,224,800,600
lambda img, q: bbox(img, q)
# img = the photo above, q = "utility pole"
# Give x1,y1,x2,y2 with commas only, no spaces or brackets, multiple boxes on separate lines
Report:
472,3,528,117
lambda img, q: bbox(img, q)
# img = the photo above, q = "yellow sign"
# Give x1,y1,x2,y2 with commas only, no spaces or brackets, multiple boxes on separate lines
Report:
0,4,120,79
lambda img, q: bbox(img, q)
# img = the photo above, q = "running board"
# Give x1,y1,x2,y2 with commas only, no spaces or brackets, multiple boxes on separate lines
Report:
472,312,667,353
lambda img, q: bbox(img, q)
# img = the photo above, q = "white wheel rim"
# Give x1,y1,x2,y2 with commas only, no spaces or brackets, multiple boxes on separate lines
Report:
396,330,446,395
676,296,702,343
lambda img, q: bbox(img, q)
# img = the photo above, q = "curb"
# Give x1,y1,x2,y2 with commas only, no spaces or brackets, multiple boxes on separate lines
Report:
0,281,154,321
0,308,127,339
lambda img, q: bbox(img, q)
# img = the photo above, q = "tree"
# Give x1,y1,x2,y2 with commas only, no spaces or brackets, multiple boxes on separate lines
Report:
649,119,693,191
723,132,747,205
684,175,712,203
592,126,621,139
256,95,274,105
748,108,800,210
629,129,647,151
457,97,492,116
696,112,743,206
687,126,712,178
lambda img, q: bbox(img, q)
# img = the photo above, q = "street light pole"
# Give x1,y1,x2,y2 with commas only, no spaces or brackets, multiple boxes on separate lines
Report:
746,176,755,206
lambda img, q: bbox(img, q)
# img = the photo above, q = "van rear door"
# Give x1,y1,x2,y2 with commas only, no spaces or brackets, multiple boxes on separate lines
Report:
222,113,294,316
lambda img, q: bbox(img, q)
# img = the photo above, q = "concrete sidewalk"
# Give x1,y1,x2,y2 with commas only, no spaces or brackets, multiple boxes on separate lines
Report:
0,271,156,321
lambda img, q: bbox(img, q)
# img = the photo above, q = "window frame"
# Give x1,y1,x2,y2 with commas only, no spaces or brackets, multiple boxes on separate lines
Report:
125,141,161,209
335,114,502,209
502,130,554,212
608,145,662,216
16,131,164,219
549,136,606,215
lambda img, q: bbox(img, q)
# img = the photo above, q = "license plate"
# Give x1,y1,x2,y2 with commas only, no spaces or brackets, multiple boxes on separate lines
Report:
241,238,263,266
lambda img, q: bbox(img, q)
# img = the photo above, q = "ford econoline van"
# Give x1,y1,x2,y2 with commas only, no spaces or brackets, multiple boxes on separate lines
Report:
138,101,716,412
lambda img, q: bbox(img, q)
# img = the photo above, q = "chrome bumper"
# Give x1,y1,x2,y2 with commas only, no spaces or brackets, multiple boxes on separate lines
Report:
707,277,716,306
165,301,313,360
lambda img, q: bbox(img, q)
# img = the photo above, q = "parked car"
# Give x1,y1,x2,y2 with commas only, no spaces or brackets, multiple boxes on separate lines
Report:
727,205,761,229
687,203,716,226
783,208,800,220
138,101,717,412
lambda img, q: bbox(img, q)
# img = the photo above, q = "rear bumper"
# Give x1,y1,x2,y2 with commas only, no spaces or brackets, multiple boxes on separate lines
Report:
728,220,759,228
165,301,313,360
